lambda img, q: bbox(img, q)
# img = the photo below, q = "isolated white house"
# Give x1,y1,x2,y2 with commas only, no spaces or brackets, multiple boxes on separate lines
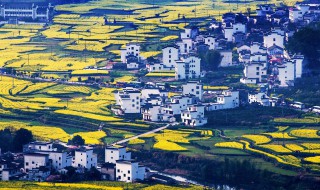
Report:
181,104,207,127
248,92,270,106
72,148,97,169
105,146,131,164
115,88,141,114
116,160,146,182
182,81,203,101
175,56,201,80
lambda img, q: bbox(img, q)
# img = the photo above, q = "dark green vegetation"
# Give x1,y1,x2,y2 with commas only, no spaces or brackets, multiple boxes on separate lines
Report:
275,76,320,107
287,23,320,70
0,128,33,152
71,135,85,146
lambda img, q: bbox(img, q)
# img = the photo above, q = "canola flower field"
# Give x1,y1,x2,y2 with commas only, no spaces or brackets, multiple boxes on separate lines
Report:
211,126,320,172
0,0,312,178
0,76,143,144
0,181,202,190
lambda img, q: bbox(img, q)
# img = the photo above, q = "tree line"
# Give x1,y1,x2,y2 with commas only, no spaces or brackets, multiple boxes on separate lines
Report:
0,128,33,152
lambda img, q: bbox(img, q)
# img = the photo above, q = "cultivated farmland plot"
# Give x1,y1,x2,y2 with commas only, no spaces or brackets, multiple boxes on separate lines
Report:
0,0,315,178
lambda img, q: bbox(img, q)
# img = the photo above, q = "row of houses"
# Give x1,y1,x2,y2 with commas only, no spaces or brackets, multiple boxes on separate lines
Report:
0,142,146,183
114,81,239,127
238,28,305,87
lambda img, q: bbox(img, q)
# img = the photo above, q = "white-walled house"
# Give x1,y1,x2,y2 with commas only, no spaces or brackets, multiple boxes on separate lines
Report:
256,4,274,16
248,92,270,106
1,168,22,181
177,38,193,55
219,50,233,67
24,142,72,171
147,62,164,72
292,55,304,78
47,152,72,171
206,90,239,111
120,43,141,63
251,43,267,54
263,31,285,48
24,153,49,172
72,148,97,169
162,46,179,69
115,88,141,114
163,95,195,115
0,161,22,181
223,22,246,42
116,160,146,182
289,4,310,22
217,90,239,109
181,104,207,127
140,89,167,105
182,81,203,101
24,141,55,152
175,56,201,80
250,52,267,65
203,36,216,50
142,104,164,122
240,62,267,84
105,146,131,164
277,60,296,87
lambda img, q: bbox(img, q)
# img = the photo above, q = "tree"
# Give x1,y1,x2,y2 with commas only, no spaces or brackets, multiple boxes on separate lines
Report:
71,135,85,146
13,128,33,152
203,50,222,71
287,26,320,69
0,128,13,152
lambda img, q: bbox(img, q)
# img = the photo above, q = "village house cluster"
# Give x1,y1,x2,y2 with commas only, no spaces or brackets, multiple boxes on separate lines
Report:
116,1,320,111
119,2,320,88
114,81,239,127
0,142,146,182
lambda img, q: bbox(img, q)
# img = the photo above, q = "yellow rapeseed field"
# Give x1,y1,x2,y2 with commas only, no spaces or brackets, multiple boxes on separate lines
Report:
242,134,271,144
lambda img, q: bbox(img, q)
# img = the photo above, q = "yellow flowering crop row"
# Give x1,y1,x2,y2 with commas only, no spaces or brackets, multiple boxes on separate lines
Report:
215,141,244,149
146,72,175,77
259,145,292,153
285,144,305,151
290,129,320,139
301,143,320,150
242,134,271,145
263,132,296,139
304,156,320,164
55,109,122,122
